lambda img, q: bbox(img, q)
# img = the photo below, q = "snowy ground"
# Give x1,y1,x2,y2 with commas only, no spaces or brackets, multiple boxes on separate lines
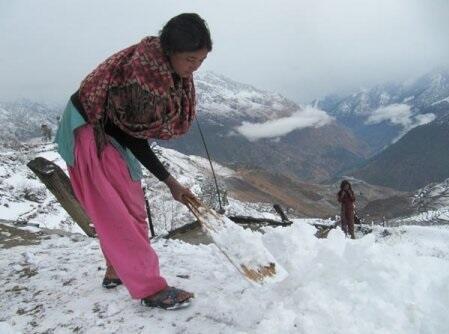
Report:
1,142,449,333
1,223,448,334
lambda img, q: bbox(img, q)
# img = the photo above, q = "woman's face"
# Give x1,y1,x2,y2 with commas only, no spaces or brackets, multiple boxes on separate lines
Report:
344,184,350,190
169,48,209,78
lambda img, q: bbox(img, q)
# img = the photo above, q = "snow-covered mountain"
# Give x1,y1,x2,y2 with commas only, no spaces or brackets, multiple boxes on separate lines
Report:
0,100,60,146
195,71,298,121
388,178,449,226
163,71,368,182
361,176,449,225
318,69,449,116
315,68,449,153
2,69,448,187
0,72,367,183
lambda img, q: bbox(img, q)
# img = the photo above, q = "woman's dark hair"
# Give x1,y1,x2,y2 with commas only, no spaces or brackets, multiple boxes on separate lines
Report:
340,180,352,191
338,180,354,200
159,13,212,55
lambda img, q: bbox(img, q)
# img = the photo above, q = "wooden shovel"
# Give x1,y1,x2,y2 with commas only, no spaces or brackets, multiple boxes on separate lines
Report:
183,196,288,285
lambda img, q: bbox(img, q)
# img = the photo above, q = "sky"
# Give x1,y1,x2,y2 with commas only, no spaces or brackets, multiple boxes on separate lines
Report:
0,0,448,105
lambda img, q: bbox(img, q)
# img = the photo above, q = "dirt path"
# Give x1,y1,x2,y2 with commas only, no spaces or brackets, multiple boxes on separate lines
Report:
0,220,43,249
0,220,79,249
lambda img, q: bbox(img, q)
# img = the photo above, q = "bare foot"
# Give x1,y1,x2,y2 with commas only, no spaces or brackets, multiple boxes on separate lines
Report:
105,265,119,280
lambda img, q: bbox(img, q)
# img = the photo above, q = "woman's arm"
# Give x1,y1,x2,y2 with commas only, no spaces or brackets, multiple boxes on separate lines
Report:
105,121,170,181
347,190,356,202
105,121,195,204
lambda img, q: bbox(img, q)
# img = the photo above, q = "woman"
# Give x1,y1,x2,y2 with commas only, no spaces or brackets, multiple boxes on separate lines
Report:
337,180,356,239
55,13,212,310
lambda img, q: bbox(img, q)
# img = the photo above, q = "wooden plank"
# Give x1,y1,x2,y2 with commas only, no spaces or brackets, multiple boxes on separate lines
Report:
27,157,95,237
184,196,288,285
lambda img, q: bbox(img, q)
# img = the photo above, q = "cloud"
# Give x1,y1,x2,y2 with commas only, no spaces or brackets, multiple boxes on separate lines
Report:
414,113,437,126
235,106,333,141
1,1,448,103
366,103,436,141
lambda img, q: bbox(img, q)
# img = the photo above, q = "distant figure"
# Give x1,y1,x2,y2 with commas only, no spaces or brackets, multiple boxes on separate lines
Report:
40,124,52,141
337,180,356,239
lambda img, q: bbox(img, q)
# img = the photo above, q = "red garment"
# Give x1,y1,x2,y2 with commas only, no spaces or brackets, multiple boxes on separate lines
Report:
338,190,355,238
79,36,196,150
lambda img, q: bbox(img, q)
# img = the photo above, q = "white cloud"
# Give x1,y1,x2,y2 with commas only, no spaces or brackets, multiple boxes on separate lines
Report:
414,113,437,126
235,106,333,141
366,104,413,127
366,103,436,141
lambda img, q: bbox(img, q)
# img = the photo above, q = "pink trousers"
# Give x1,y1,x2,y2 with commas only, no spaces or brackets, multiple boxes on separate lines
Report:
68,125,167,299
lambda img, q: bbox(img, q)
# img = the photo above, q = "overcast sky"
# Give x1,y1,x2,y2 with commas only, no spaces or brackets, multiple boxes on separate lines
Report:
1,0,448,105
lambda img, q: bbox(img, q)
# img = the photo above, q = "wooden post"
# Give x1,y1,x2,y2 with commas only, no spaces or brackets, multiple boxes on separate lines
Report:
27,157,96,237
273,204,292,223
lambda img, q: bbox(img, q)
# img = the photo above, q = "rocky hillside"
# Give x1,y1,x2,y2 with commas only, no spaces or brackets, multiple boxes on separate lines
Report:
349,112,449,191
161,71,369,182
0,100,60,146
361,177,449,226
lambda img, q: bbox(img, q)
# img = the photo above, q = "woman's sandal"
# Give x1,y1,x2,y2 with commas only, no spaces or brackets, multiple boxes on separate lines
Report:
141,287,194,310
102,277,123,289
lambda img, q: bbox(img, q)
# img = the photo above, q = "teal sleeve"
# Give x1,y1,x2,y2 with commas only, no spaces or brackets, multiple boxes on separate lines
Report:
54,100,86,166
54,100,143,181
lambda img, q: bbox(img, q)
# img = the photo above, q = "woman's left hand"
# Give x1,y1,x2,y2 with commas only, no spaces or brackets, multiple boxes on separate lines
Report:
163,175,196,205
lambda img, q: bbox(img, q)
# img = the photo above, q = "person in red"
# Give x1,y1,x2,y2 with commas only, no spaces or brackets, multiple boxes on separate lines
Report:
55,13,211,310
337,180,356,239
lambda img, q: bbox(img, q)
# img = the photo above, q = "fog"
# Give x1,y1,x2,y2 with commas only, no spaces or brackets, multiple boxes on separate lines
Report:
1,0,448,104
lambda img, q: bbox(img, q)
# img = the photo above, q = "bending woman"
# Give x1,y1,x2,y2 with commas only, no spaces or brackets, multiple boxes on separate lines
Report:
55,13,212,310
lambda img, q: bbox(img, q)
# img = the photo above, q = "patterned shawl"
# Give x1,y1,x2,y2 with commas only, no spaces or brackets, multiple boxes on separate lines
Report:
79,36,196,151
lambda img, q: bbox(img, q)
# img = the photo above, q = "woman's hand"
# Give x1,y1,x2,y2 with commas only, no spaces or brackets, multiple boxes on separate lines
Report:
163,175,196,204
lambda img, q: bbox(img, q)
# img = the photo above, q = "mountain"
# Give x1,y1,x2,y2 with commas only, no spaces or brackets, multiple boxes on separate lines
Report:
361,176,449,226
3,69,448,187
0,139,400,230
348,112,449,191
160,71,369,182
0,72,368,182
314,68,449,154
227,171,404,218
0,100,60,146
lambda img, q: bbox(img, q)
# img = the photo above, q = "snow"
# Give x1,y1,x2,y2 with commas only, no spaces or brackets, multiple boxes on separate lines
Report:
1,139,449,333
191,203,288,284
402,96,414,103
0,322,18,334
1,223,448,333
431,96,449,106
391,207,449,226
194,71,297,121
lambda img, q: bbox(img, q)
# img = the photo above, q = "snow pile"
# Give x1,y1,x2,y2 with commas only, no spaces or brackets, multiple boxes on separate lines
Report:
192,202,288,284
1,223,448,333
